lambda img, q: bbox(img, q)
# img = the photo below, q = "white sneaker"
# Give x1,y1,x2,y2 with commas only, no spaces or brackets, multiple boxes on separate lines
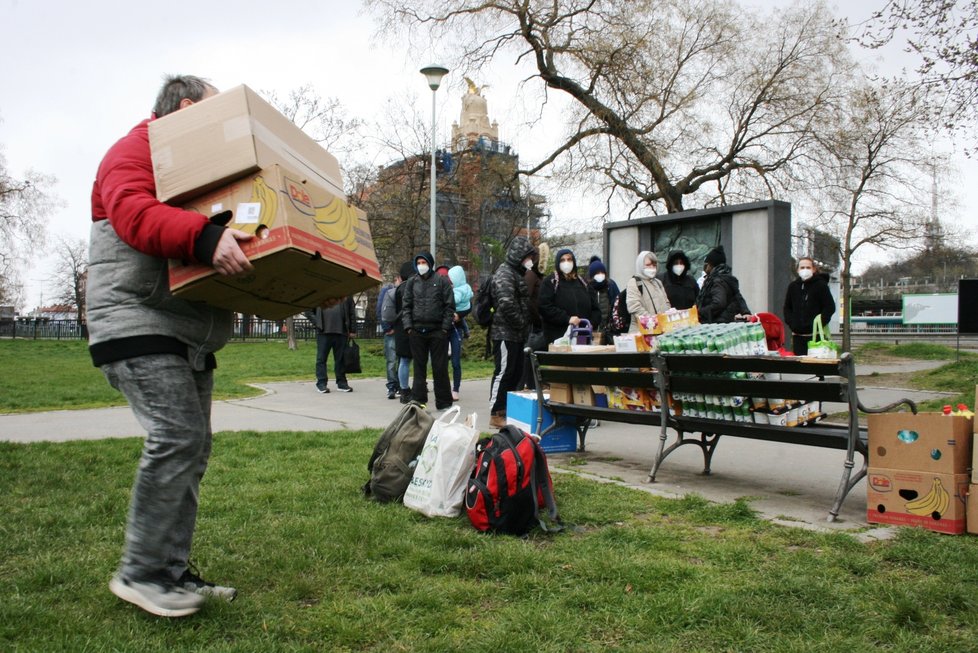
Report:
109,573,204,618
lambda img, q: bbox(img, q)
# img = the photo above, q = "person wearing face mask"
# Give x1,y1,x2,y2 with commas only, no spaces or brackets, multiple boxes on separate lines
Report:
539,248,602,346
402,251,456,409
625,251,671,333
696,246,750,324
519,249,546,391
660,250,698,310
783,256,835,355
487,236,538,428
586,256,620,343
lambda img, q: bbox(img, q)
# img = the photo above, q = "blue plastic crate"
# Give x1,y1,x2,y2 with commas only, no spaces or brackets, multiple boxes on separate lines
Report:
505,391,578,453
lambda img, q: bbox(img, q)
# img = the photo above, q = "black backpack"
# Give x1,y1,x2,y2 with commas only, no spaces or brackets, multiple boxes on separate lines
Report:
607,284,642,337
363,402,435,503
473,277,495,327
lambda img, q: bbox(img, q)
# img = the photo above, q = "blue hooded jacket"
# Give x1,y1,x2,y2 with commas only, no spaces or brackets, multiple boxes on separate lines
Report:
448,265,473,313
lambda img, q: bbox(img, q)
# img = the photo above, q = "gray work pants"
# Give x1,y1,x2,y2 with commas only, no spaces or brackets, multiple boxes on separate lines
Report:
101,354,213,582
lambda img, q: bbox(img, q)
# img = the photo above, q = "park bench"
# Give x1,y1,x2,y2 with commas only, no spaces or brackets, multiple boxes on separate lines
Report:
528,350,917,521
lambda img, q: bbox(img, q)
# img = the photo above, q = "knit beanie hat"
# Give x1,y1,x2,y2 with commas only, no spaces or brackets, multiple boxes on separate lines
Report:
705,246,726,267
588,257,607,278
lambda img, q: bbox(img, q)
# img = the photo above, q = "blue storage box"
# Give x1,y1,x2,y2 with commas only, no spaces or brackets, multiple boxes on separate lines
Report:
505,391,578,453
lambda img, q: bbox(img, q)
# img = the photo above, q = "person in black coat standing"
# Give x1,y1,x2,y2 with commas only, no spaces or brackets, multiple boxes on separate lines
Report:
783,257,836,355
402,251,455,409
660,250,698,310
696,246,750,324
538,248,602,345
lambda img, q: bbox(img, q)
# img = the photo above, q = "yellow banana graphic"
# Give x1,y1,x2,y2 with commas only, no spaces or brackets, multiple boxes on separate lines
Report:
904,477,950,517
312,196,359,251
237,175,278,235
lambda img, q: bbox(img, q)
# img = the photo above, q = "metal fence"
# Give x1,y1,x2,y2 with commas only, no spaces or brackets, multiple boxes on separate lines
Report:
0,317,384,341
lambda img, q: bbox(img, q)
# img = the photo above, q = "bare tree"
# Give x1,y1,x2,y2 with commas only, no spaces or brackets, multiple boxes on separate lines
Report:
367,0,854,214
804,79,932,351
49,237,88,324
0,145,58,307
858,0,978,150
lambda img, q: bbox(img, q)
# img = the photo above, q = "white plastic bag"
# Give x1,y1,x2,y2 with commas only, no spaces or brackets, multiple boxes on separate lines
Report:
403,407,480,517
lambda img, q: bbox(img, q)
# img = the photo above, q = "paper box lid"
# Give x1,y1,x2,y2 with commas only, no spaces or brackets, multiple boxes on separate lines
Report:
150,84,344,204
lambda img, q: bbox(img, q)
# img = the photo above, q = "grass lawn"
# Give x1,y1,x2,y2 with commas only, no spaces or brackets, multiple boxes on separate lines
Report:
3,429,978,652
851,343,978,412
0,339,496,413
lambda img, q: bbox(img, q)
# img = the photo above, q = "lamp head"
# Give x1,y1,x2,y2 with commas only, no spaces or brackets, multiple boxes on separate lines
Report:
420,64,449,91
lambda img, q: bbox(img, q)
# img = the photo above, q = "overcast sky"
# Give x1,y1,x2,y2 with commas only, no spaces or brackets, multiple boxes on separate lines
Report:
1,0,973,310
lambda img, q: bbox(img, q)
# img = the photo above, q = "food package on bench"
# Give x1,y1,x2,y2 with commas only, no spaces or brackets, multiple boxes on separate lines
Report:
868,413,973,475
867,467,968,535
149,84,344,203
613,333,654,352
653,306,699,334
168,165,381,320
606,386,657,412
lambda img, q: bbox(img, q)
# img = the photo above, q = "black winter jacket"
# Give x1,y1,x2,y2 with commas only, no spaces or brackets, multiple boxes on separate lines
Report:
403,271,454,332
490,236,536,342
696,263,750,323
539,272,602,344
783,272,835,335
660,251,698,310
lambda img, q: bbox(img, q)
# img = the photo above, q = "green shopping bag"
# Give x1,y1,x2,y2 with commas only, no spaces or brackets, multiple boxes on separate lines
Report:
806,316,839,359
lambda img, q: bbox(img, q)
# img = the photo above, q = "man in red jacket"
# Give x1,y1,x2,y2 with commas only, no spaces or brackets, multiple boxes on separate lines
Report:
89,75,253,618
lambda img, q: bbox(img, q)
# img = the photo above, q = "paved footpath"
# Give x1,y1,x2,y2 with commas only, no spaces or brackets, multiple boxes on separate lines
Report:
0,359,951,535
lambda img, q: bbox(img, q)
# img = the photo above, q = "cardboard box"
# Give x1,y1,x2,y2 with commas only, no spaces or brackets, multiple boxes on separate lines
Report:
548,383,573,404
868,413,973,475
572,384,595,406
506,391,578,453
168,165,381,319
867,467,968,535
150,85,344,203
968,484,978,535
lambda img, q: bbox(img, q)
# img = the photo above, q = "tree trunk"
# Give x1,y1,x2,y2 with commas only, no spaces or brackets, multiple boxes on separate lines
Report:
286,316,297,351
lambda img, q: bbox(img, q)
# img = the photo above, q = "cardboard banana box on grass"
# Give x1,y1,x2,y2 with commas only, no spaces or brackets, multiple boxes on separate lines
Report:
168,164,381,320
867,467,969,535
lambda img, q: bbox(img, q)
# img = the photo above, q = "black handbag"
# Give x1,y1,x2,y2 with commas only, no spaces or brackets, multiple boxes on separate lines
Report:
344,339,362,374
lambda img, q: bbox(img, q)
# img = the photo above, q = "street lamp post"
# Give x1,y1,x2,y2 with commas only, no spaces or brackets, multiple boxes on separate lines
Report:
420,64,449,260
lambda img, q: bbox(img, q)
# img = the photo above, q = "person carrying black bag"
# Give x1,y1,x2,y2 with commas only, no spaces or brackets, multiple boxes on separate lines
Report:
305,295,356,393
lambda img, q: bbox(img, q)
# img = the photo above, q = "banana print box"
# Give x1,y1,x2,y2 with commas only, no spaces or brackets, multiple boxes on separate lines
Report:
867,467,968,535
867,413,973,475
168,164,381,320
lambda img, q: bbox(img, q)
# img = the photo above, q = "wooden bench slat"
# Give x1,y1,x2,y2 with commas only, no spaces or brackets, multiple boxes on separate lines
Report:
661,353,844,376
667,377,848,403
546,402,664,426
540,369,657,387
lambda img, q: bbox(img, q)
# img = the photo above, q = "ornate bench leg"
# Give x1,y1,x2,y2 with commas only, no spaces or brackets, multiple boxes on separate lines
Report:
576,417,590,452
647,423,671,482
702,433,720,475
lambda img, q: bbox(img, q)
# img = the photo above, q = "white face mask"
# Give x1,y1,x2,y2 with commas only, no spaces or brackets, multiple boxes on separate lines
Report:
523,258,534,270
593,273,606,284
672,264,685,276
416,263,430,276
798,268,813,281
559,260,575,275
643,267,657,278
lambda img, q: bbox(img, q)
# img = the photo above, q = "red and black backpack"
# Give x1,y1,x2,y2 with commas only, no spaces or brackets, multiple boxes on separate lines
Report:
464,425,560,535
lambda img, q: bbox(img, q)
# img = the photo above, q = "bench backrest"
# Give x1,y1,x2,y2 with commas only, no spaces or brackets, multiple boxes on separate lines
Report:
532,351,659,391
655,353,856,405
